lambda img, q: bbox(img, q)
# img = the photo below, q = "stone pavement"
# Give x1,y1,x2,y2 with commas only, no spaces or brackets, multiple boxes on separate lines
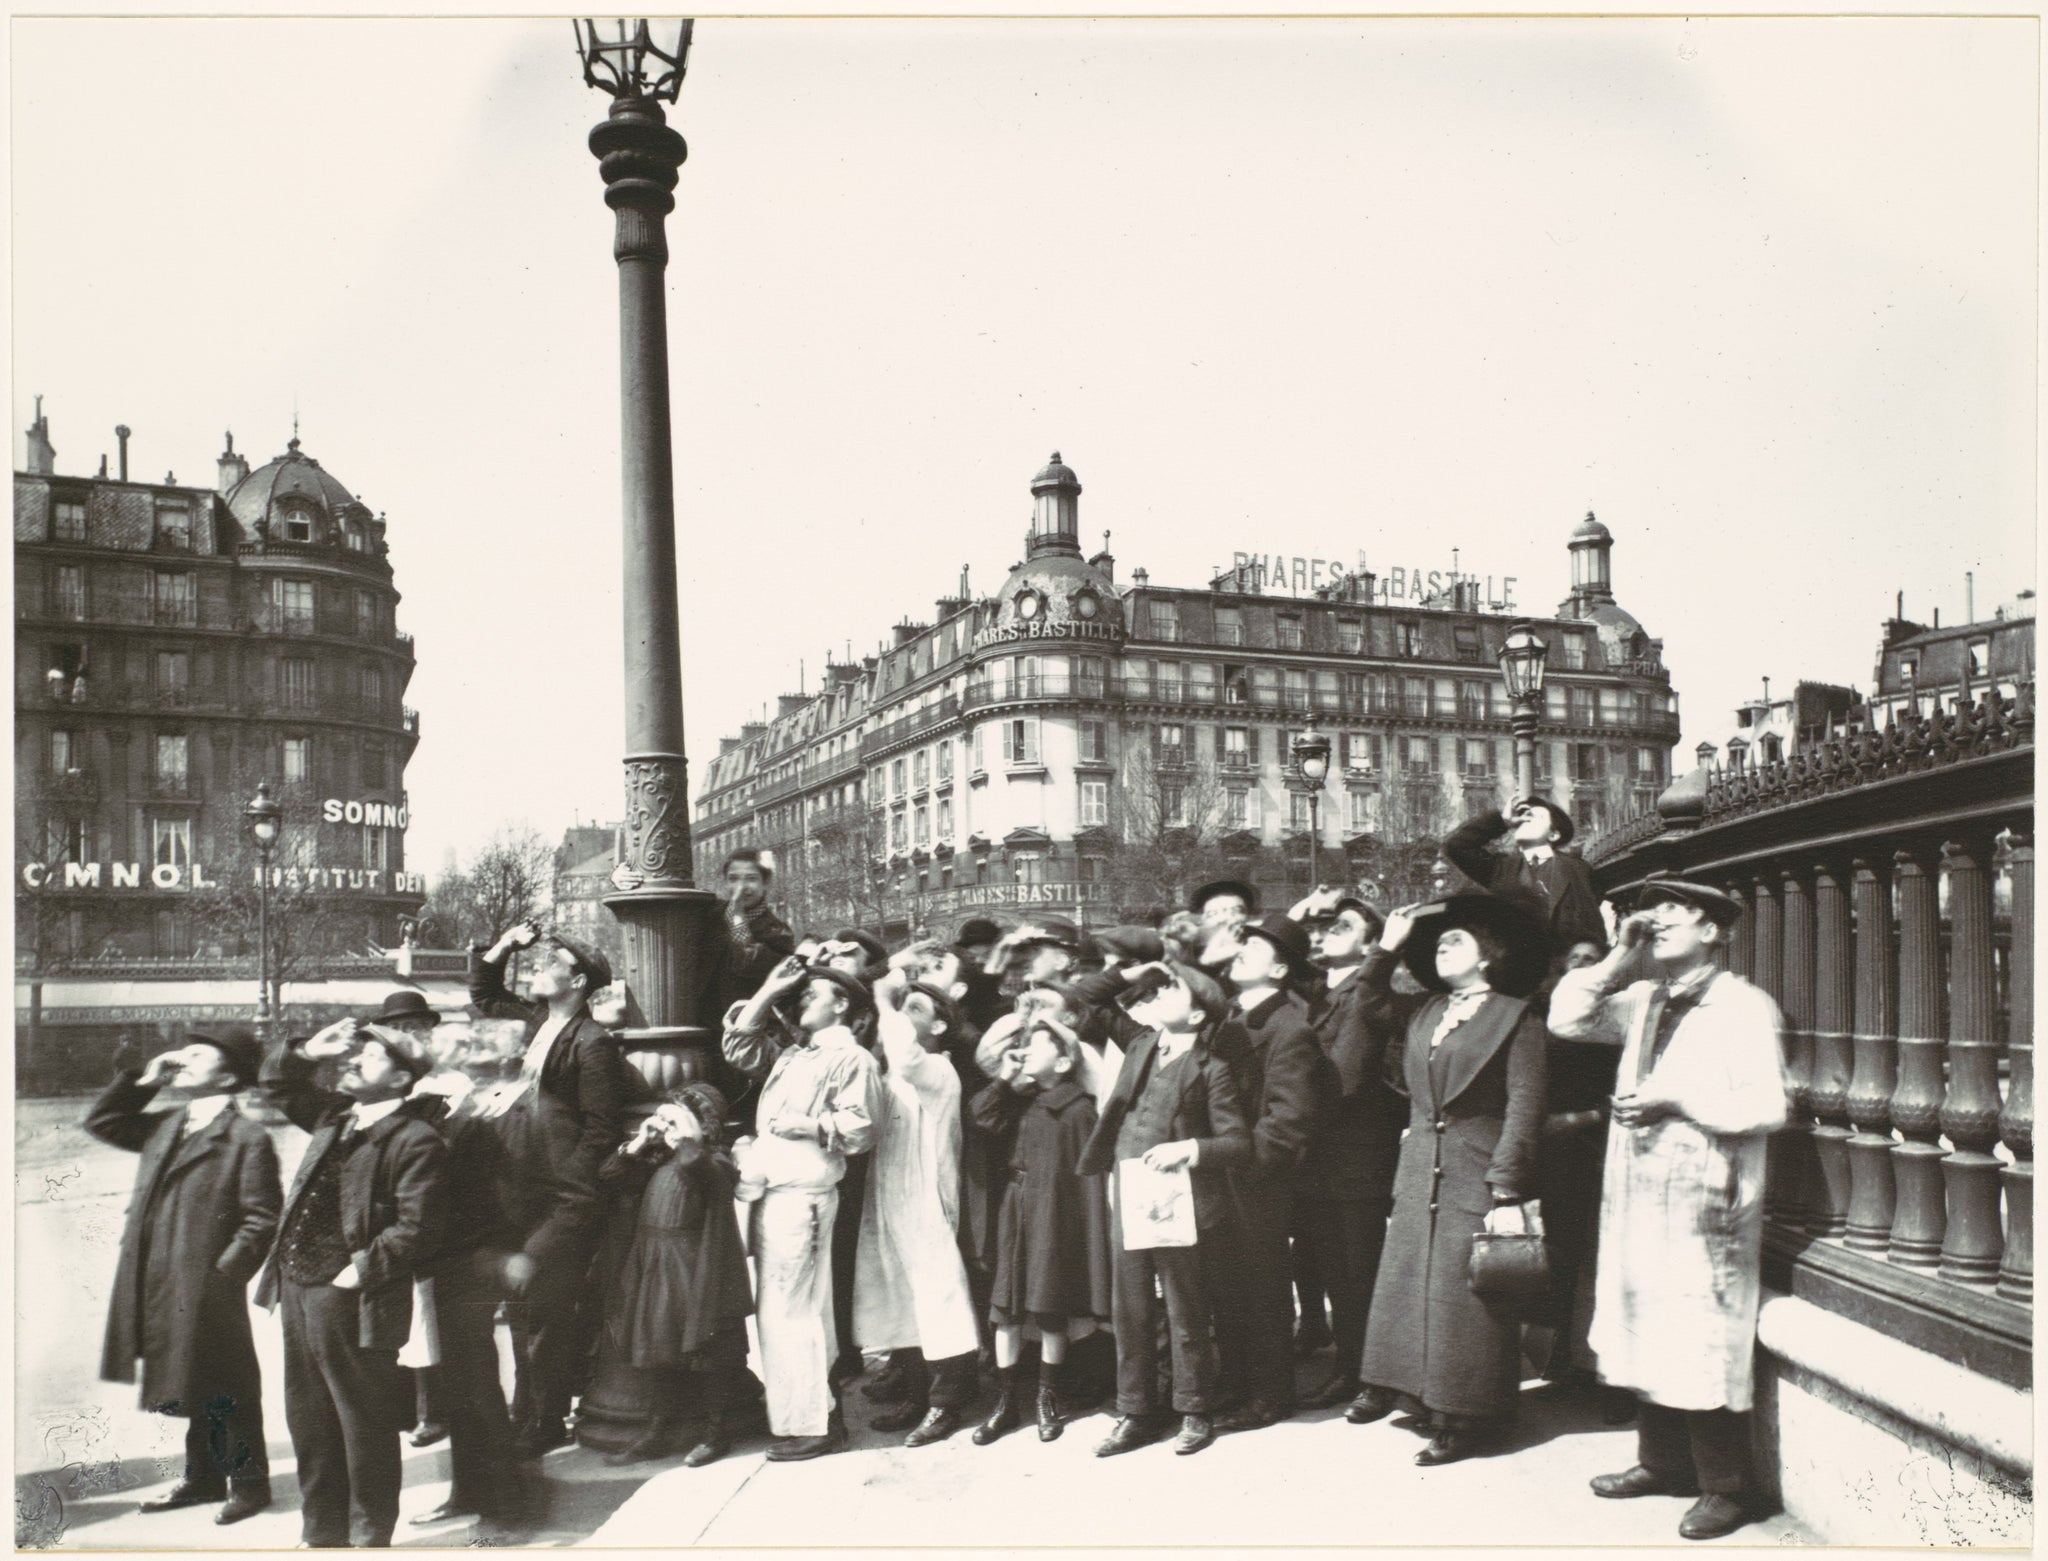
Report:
16,1094,1813,1550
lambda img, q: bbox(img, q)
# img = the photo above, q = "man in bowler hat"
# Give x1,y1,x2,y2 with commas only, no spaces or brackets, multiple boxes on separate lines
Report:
1444,796,1606,955
1209,914,1335,1430
260,1023,448,1548
469,921,631,1455
89,1026,281,1526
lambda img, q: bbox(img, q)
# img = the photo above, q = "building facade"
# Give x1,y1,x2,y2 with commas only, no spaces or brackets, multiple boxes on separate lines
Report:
693,453,1681,938
15,404,423,990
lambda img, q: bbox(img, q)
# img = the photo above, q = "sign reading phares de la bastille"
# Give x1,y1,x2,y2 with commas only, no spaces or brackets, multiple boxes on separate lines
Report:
1230,550,1520,610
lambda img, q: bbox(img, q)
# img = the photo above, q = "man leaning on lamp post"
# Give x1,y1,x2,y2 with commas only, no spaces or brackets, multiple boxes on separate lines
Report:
1547,872,1788,1543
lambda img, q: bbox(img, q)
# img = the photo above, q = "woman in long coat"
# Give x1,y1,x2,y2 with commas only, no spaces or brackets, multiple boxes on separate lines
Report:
90,1030,281,1521
1351,892,1551,1466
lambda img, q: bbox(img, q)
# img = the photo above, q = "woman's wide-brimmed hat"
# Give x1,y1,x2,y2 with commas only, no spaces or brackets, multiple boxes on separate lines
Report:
1400,889,1553,999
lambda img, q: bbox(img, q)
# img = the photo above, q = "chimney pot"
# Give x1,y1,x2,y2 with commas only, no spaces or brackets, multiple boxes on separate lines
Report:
115,425,131,482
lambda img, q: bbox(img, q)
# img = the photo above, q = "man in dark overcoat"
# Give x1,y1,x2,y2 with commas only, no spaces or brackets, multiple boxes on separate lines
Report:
1209,914,1334,1432
1444,796,1606,954
468,921,630,1454
260,1024,449,1549
89,1027,280,1526
1295,898,1409,1409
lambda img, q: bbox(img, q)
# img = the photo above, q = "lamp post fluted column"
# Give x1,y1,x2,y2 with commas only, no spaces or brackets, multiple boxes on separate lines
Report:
589,85,721,1050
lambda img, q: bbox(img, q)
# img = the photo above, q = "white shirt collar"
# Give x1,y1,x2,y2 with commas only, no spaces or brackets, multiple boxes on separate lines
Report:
1156,1027,1196,1065
1324,962,1363,991
183,1094,232,1132
1521,843,1555,865
348,1096,405,1130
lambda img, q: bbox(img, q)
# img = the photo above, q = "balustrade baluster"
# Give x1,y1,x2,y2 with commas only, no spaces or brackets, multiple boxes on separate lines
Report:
1842,855,1895,1247
1889,843,1946,1268
1939,835,2006,1284
1810,856,1859,1237
1996,831,2032,1302
1772,866,1819,1228
1726,880,1755,980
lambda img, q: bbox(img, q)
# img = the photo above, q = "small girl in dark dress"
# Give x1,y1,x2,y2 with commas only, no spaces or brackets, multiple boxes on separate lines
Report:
597,1082,755,1467
966,1021,1115,1445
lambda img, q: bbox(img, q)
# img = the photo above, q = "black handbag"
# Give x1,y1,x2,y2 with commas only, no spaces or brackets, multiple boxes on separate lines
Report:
1469,1199,1551,1315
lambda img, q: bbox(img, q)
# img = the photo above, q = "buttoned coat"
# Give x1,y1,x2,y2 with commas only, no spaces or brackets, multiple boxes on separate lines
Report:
90,1074,282,1414
1076,1026,1252,1234
1297,954,1408,1207
257,1044,449,1352
1444,811,1607,953
1357,961,1548,1419
1232,988,1336,1189
469,949,632,1267
1549,965,1787,1411
969,1077,1114,1322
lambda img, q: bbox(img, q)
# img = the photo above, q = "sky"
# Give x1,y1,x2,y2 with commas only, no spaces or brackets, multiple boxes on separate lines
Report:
12,12,2037,877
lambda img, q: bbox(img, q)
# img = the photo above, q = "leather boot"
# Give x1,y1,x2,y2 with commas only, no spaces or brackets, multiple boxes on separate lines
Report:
971,1368,1022,1446
1036,1363,1063,1443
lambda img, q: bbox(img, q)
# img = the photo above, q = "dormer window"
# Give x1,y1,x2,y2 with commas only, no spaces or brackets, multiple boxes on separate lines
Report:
344,521,367,552
278,502,316,543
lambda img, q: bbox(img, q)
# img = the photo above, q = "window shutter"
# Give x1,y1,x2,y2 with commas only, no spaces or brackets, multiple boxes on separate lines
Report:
1215,725,1227,762
1249,727,1261,765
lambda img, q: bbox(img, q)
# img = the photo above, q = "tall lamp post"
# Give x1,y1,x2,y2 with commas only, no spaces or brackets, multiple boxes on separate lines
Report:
1290,721,1333,890
243,782,282,1040
572,18,725,1455
1498,621,1551,802
573,18,721,1051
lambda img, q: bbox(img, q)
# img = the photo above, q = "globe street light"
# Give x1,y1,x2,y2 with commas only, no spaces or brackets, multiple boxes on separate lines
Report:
1291,720,1333,890
1497,620,1550,802
243,781,282,1040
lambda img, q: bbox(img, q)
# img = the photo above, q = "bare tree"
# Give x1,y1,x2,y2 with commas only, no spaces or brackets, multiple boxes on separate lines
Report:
1100,744,1243,920
804,804,889,938
1340,768,1454,907
192,831,371,1014
422,824,556,945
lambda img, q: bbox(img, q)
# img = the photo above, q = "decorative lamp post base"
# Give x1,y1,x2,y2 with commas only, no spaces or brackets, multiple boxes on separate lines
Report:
575,885,725,1453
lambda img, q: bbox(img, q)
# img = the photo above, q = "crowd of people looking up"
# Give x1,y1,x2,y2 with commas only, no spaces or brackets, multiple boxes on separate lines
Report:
86,796,1790,1546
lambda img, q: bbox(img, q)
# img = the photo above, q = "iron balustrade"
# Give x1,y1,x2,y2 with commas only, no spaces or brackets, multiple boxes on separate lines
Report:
1584,679,2033,1387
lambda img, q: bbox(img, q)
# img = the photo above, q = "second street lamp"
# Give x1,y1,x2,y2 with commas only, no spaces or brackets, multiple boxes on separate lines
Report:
1291,721,1332,890
243,781,282,1041
1497,620,1550,802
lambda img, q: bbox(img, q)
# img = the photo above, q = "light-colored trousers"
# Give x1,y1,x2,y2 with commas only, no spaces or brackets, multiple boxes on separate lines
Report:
752,1186,841,1437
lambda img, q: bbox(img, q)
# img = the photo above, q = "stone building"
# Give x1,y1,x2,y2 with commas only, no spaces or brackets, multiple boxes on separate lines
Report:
14,404,423,1083
693,453,1681,938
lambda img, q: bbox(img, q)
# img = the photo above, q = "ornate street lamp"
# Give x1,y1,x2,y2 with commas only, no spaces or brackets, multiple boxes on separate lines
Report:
572,16,720,1044
1291,721,1333,890
243,781,282,1040
572,15,724,1455
1497,620,1550,802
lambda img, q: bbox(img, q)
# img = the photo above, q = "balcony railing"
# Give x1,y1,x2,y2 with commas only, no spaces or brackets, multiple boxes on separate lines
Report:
1584,679,2033,1388
859,694,961,761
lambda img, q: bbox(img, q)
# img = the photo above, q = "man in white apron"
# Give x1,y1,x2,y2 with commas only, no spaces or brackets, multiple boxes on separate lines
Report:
1549,873,1788,1542
725,961,881,1461
854,957,984,1446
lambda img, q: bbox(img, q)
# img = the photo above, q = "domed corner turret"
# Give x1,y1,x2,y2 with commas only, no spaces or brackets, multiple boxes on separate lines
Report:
1026,450,1083,559
223,436,381,557
1563,508,1616,615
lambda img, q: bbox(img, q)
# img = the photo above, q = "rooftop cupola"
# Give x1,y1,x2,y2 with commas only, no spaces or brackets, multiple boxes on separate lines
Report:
1567,510,1615,611
1026,450,1082,559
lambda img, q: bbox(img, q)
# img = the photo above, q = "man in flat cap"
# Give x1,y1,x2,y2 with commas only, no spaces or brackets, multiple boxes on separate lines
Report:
1549,873,1787,1542
1445,797,1606,956
89,1027,280,1527
722,959,883,1460
260,1022,447,1548
469,920,632,1456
